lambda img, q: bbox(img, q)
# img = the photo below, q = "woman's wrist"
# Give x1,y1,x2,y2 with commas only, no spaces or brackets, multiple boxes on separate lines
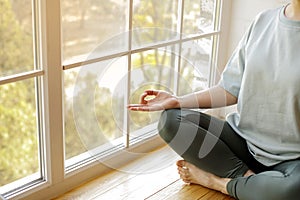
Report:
175,96,186,108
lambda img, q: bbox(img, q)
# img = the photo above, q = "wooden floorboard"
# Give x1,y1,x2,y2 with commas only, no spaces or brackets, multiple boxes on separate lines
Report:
146,180,234,200
55,146,234,200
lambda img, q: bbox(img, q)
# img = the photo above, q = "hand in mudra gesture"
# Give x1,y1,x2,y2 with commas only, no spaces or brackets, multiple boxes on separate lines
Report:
127,89,179,112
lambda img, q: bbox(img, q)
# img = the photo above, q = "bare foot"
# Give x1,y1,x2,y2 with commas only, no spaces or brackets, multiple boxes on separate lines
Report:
176,160,231,195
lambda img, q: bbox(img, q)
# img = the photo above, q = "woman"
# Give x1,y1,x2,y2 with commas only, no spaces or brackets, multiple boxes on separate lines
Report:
128,1,300,199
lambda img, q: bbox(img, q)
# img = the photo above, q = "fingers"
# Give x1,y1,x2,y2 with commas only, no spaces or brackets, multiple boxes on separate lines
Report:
127,89,164,111
126,104,146,111
139,92,149,104
144,89,159,96
139,90,159,104
127,104,164,112
127,104,150,111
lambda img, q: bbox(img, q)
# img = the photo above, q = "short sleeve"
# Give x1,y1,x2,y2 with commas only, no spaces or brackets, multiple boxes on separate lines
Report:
218,22,255,97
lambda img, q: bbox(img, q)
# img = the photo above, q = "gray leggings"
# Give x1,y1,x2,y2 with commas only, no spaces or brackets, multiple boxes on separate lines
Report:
158,109,300,200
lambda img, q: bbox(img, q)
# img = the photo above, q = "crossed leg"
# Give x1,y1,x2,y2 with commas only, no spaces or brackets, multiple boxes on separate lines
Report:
157,109,300,199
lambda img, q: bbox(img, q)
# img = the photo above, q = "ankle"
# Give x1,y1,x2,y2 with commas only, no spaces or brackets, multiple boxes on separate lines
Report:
209,175,231,195
217,178,231,195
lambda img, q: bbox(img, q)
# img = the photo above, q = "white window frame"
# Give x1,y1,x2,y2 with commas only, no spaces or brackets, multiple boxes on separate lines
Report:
1,0,233,199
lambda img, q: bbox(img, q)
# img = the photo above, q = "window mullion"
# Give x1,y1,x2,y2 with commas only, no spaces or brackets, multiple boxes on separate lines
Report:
174,0,184,95
125,0,134,148
208,0,220,86
42,0,64,184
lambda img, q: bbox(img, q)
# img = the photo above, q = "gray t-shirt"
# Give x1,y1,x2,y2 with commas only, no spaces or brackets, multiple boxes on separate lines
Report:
219,5,300,166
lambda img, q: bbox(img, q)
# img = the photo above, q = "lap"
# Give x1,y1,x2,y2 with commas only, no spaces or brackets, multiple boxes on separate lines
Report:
158,109,267,177
158,109,300,199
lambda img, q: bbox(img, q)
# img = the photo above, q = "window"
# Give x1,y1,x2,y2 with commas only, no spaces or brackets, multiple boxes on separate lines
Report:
62,0,223,171
0,0,230,199
0,0,44,196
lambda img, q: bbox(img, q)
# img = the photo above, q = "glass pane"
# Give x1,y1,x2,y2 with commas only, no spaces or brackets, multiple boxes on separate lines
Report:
129,46,179,137
182,0,216,36
132,0,179,48
0,79,39,188
64,58,127,163
64,68,86,159
178,37,212,95
0,0,34,77
61,0,129,64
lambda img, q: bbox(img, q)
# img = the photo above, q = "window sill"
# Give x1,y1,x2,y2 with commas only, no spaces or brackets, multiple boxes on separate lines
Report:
7,133,165,200
65,122,159,174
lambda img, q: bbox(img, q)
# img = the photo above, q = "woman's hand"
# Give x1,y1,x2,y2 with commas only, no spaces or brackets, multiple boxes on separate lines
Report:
127,86,237,112
127,89,179,111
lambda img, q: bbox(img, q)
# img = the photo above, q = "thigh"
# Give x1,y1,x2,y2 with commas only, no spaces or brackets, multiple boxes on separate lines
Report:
158,109,256,177
175,109,267,173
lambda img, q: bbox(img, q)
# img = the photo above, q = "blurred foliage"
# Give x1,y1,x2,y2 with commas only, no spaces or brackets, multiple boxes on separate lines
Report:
0,0,33,77
0,0,214,187
0,0,37,187
0,81,38,186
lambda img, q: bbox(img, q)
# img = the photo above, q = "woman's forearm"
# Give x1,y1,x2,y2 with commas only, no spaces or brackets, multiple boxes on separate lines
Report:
176,85,237,109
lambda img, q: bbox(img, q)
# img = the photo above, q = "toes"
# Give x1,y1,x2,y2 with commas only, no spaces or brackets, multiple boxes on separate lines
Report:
180,174,191,183
180,173,191,183
178,167,190,181
182,179,191,184
176,160,186,168
180,173,189,179
176,160,192,184
176,160,189,172
178,166,189,174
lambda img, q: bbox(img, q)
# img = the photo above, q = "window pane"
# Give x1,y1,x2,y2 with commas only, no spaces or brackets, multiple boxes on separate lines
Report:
132,0,179,48
64,58,127,163
64,68,86,159
178,37,212,95
182,0,216,36
0,79,39,188
0,0,34,77
61,0,129,64
129,46,179,137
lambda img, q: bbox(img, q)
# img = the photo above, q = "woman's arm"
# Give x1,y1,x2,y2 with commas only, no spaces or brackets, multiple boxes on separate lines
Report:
178,85,237,109
127,85,237,111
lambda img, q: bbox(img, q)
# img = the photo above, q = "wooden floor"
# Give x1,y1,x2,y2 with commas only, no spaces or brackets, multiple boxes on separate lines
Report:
55,146,234,200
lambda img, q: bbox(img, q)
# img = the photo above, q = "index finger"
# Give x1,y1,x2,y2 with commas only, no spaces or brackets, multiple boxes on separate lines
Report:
144,89,159,96
139,90,159,104
139,92,149,104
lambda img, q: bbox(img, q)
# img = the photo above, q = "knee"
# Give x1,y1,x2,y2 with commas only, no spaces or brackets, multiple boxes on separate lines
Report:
268,172,300,200
280,178,300,200
157,109,181,143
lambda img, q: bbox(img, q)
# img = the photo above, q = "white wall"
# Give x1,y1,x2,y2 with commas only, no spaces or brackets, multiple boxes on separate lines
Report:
227,0,289,57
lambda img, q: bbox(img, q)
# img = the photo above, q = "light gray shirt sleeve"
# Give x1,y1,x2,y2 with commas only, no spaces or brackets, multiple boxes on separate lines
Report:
218,22,254,97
